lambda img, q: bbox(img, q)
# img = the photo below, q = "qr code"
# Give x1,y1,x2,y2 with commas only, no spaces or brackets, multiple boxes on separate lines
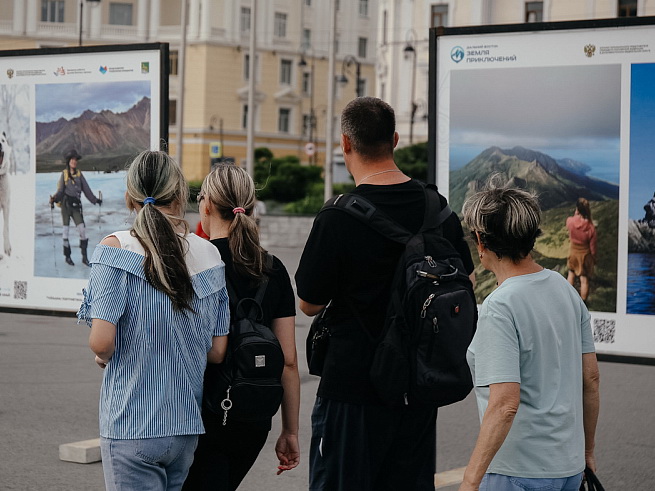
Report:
593,319,615,344
14,281,27,300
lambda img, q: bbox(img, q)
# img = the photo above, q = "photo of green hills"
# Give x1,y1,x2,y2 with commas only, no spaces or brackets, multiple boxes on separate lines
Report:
447,64,621,312
450,146,618,313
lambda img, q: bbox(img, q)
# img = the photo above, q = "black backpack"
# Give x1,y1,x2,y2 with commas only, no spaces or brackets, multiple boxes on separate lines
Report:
322,183,477,408
204,273,285,425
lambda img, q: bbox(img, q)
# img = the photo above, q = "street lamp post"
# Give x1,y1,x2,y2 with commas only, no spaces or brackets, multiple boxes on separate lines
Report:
404,30,418,144
299,52,316,165
338,55,363,98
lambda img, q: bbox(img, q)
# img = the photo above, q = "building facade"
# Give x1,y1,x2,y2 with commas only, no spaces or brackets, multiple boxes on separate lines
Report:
0,0,378,180
377,0,653,147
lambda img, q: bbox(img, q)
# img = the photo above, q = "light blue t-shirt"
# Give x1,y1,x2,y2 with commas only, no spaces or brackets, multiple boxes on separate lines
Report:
467,268,595,478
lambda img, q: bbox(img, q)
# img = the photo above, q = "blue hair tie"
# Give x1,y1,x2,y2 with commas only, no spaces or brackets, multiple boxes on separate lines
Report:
143,197,156,205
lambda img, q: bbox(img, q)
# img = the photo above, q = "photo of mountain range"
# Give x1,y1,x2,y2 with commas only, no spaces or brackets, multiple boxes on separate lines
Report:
448,65,621,312
35,81,151,173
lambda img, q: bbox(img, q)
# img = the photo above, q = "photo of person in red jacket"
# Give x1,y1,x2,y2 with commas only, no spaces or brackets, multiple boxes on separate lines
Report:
566,198,597,302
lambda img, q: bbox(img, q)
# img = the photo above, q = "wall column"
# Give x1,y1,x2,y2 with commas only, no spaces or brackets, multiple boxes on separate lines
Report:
188,0,200,39
13,0,25,34
25,0,38,35
200,0,212,39
89,1,102,39
137,0,149,40
149,0,161,39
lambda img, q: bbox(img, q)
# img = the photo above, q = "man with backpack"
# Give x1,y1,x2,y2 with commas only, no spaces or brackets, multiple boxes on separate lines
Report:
296,97,476,491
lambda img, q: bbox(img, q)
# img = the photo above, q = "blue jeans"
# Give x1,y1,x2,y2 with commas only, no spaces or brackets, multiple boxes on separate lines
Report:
100,435,198,491
480,472,583,491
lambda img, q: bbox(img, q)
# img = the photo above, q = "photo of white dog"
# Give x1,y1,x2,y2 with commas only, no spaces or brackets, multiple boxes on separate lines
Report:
0,130,11,258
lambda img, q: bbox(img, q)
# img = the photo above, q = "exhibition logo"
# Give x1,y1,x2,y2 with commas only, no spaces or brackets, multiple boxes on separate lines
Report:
141,62,149,74
451,46,465,63
54,66,66,76
6,68,14,79
584,44,596,57
99,65,108,74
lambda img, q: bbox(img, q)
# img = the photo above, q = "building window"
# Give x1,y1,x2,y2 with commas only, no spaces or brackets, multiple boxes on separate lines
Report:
305,0,311,5
41,0,65,23
618,0,638,17
278,108,290,133
383,10,388,45
280,59,292,85
358,37,368,59
244,54,250,80
169,100,177,125
274,12,287,38
302,29,311,49
109,3,133,26
335,34,340,54
240,7,251,33
169,50,178,76
242,105,248,129
430,4,449,28
302,72,311,95
359,0,369,16
525,2,543,22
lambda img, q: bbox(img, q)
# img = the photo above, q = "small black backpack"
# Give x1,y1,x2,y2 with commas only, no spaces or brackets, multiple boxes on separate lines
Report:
322,183,477,408
204,273,285,425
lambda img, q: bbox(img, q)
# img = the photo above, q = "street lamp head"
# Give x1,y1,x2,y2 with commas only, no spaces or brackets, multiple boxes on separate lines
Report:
403,43,415,59
338,73,348,87
298,56,307,67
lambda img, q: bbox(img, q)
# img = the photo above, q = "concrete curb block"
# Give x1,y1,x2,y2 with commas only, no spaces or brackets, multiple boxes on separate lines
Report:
59,438,101,464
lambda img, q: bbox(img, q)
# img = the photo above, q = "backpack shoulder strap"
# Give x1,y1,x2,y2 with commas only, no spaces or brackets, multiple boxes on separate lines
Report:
225,265,270,321
321,192,413,244
321,181,453,243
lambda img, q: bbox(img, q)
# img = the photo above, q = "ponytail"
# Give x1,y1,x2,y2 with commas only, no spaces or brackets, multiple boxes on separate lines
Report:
126,151,194,311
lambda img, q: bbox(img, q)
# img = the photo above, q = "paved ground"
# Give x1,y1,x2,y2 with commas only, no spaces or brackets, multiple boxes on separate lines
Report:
1,232,655,490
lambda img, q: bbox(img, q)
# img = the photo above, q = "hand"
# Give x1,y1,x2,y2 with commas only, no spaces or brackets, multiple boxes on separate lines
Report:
275,432,300,475
96,199,103,206
49,196,55,208
95,355,109,369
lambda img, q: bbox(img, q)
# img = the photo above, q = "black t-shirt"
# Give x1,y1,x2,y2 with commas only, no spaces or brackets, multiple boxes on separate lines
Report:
295,179,474,404
204,238,296,430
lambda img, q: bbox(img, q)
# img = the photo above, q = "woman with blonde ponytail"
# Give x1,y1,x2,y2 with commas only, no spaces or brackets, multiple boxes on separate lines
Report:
78,150,230,491
184,164,300,490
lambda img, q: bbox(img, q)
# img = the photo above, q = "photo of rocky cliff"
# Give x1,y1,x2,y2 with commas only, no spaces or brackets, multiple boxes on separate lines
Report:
448,65,621,312
627,63,655,315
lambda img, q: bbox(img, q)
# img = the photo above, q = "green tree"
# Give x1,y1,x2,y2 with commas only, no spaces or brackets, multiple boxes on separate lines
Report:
394,142,428,181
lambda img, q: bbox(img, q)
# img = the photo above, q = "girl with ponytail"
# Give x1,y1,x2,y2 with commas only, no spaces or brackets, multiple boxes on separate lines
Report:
184,164,300,490
79,150,230,490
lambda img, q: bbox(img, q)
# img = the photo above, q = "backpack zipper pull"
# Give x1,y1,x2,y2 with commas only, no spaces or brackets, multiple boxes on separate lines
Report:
221,386,233,426
421,294,435,318
404,393,409,405
426,256,437,268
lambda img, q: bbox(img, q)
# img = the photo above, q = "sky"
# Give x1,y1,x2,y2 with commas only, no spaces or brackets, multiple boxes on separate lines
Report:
629,63,655,220
35,81,150,122
449,64,621,183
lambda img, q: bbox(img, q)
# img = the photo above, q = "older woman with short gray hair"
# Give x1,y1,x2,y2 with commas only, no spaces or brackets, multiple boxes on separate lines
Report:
458,181,600,491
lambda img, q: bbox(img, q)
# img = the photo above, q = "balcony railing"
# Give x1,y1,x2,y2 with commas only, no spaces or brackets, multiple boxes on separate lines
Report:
37,21,76,36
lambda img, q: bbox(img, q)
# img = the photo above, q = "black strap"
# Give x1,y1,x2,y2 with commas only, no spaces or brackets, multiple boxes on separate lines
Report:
225,257,270,320
322,181,452,246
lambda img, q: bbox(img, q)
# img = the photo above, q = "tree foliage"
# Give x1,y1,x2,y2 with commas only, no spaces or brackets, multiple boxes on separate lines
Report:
394,142,428,182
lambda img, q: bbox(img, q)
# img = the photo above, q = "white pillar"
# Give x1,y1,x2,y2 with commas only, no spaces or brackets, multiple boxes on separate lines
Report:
137,0,149,40
200,0,212,39
25,0,38,35
89,1,102,39
150,0,161,39
188,0,200,39
246,0,258,178
13,0,25,34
